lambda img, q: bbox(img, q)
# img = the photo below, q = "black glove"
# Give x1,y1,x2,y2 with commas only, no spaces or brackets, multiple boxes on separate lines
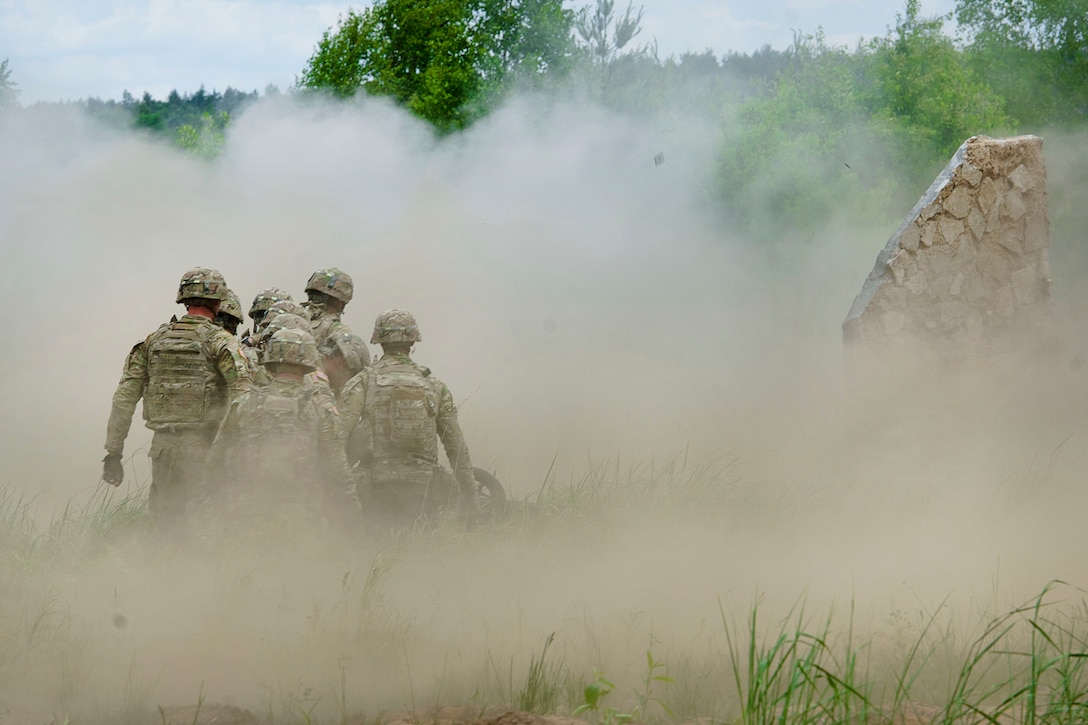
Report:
102,454,124,486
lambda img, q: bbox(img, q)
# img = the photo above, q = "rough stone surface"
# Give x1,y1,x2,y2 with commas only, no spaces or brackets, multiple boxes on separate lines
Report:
843,135,1054,361
945,185,973,218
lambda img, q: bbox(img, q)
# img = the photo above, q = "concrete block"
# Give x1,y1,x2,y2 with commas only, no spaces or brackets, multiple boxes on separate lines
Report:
1023,213,1048,253
967,208,986,240
945,185,973,218
1011,264,1040,305
978,177,998,214
1004,190,1027,221
900,222,921,251
1009,164,1037,192
939,216,966,245
844,135,1052,361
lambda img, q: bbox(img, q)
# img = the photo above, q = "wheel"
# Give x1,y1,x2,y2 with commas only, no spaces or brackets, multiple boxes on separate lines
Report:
473,467,507,515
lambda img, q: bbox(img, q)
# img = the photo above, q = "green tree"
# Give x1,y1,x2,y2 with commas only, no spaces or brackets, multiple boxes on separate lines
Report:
718,1,1008,239
955,0,1088,127
719,31,889,237
0,59,20,109
176,111,231,159
297,0,574,131
956,0,1086,54
865,0,1009,175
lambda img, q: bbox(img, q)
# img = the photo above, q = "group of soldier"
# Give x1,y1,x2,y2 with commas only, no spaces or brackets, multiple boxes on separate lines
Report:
101,266,478,542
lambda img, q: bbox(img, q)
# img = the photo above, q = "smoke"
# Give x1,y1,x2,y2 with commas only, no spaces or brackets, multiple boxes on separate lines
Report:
2,91,1088,719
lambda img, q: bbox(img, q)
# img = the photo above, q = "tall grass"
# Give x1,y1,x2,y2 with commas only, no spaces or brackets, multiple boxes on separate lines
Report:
4,457,1088,724
712,583,1088,725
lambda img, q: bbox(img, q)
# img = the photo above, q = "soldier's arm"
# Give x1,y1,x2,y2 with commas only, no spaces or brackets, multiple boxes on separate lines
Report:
434,380,476,508
212,333,253,401
316,403,363,519
104,341,149,455
337,371,370,466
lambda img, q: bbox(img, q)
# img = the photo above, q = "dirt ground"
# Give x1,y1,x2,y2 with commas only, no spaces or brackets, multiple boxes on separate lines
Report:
149,706,589,725
147,701,952,725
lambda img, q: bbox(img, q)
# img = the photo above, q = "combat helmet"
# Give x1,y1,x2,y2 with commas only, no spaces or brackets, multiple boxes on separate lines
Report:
261,328,321,370
176,267,228,304
258,312,312,348
263,299,310,327
249,287,293,321
319,331,370,376
219,289,244,324
371,309,421,345
305,267,354,304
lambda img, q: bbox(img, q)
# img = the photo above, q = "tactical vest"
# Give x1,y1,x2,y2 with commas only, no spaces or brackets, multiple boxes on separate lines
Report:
238,388,318,496
144,319,225,427
366,362,439,465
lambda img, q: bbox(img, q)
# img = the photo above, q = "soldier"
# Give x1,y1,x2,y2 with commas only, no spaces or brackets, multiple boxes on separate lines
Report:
217,289,245,337
246,287,293,341
101,267,251,537
202,328,360,538
249,312,315,388
263,299,311,331
303,267,355,349
339,310,477,534
318,331,370,398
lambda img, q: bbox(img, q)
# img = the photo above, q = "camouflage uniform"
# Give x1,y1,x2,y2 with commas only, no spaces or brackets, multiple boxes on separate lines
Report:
216,289,245,336
245,287,293,343
103,268,251,536
203,329,360,538
303,268,357,350
250,313,334,402
319,330,371,398
263,299,310,331
339,310,475,533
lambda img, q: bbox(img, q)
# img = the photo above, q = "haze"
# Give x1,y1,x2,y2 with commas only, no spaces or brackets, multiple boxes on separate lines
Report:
2,87,1088,721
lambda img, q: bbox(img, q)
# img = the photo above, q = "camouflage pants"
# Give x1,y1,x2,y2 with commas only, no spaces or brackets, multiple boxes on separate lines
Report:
149,428,213,538
360,465,454,537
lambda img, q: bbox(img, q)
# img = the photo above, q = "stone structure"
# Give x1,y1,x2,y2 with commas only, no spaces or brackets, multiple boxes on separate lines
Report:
843,135,1054,361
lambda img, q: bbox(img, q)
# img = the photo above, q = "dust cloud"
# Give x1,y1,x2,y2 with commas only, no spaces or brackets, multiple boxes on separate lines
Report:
2,92,1088,720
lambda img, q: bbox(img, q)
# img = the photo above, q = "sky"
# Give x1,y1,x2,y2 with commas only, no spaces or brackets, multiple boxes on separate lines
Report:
1,0,957,104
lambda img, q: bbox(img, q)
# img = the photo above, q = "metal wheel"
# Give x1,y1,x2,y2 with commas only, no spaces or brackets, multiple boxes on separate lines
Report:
473,467,507,516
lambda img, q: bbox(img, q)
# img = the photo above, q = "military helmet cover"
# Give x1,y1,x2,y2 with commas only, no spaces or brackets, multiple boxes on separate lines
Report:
176,267,228,303
320,331,369,373
264,300,310,327
219,289,244,323
371,309,421,344
261,328,321,370
258,312,311,347
249,287,293,319
305,267,354,304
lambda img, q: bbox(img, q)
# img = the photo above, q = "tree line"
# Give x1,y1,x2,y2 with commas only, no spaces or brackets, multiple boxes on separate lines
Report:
1,0,1084,237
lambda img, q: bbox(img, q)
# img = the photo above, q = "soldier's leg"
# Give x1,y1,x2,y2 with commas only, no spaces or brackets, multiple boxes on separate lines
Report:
361,475,430,540
421,468,456,520
149,430,211,538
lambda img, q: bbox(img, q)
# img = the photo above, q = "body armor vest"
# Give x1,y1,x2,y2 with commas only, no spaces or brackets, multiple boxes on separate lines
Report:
237,387,318,502
366,362,439,465
144,319,224,427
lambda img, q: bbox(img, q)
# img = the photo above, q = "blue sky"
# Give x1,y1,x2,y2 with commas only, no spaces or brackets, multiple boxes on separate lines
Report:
1,0,956,103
